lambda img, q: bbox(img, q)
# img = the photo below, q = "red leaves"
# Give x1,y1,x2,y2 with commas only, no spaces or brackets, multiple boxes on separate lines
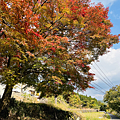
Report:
70,6,79,13
81,7,87,17
82,64,85,68
26,29,43,40
32,31,40,37
88,73,95,76
66,71,70,75
26,51,34,57
55,68,58,71
25,22,29,28
34,32,39,37
13,55,21,58
54,82,59,84
50,47,56,52
88,85,94,89
34,22,39,28
76,60,82,65
87,66,91,70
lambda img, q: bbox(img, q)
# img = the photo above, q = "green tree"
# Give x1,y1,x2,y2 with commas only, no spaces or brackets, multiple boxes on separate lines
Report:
82,99,89,108
89,100,96,108
104,85,120,113
100,103,107,111
0,0,119,118
78,94,101,109
68,93,82,108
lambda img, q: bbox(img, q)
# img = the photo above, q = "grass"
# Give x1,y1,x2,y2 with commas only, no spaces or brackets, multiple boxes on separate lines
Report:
0,98,81,120
9,94,112,120
104,113,111,119
81,112,110,120
47,97,104,120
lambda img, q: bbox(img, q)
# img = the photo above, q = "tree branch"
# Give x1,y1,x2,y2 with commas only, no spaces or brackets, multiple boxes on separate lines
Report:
7,56,11,68
41,0,48,7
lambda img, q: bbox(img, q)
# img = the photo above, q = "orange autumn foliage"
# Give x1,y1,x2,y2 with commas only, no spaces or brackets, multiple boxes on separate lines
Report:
0,0,119,107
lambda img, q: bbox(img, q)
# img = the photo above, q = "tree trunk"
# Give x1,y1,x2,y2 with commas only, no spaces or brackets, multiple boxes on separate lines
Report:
55,95,57,104
0,84,13,118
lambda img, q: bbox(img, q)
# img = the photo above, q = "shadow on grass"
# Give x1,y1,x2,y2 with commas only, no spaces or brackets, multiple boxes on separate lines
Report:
0,98,78,120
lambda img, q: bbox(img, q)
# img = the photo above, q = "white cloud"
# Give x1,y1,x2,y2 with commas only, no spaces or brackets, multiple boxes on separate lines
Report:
113,14,120,19
79,88,104,100
96,48,120,81
0,84,5,98
91,0,117,7
80,48,120,100
91,48,120,84
93,94,104,100
110,11,113,14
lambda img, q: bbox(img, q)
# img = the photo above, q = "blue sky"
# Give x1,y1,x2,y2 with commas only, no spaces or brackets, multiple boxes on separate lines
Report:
79,0,120,100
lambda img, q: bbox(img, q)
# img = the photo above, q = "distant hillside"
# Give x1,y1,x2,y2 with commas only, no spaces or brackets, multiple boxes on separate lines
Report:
98,100,107,105
98,100,104,103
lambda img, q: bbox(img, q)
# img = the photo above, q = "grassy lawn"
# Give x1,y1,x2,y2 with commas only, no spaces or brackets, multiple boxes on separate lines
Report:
4,95,111,120
47,97,111,120
81,112,110,120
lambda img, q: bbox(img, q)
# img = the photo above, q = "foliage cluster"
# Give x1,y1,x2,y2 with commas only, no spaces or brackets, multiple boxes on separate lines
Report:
104,84,120,114
68,94,82,108
100,103,107,111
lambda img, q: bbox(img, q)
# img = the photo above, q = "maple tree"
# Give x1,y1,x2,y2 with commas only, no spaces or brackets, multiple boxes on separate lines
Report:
0,0,119,118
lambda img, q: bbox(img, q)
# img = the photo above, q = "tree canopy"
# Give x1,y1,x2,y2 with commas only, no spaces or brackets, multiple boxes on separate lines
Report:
0,0,119,118
104,85,120,113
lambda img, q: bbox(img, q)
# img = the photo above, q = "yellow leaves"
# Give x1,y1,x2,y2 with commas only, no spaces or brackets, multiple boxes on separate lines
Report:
62,7,71,14
34,2,41,11
73,20,79,26
21,28,24,30
52,76,63,85
46,23,52,28
11,57,22,63
37,4,48,14
80,20,86,28
41,6,47,10
60,17,70,25
67,60,74,65
90,34,101,39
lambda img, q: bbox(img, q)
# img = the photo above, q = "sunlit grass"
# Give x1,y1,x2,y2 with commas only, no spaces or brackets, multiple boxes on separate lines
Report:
46,96,111,120
81,112,110,120
104,114,111,119
12,94,111,120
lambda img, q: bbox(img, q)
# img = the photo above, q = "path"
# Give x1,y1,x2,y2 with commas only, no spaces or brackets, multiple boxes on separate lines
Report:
108,113,120,120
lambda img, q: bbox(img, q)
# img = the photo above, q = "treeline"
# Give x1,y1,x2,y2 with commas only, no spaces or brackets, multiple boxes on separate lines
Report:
78,94,101,109
63,93,106,110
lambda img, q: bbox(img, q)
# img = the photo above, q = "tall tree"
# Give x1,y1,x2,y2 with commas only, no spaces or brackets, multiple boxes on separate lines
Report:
104,85,120,113
0,0,119,118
